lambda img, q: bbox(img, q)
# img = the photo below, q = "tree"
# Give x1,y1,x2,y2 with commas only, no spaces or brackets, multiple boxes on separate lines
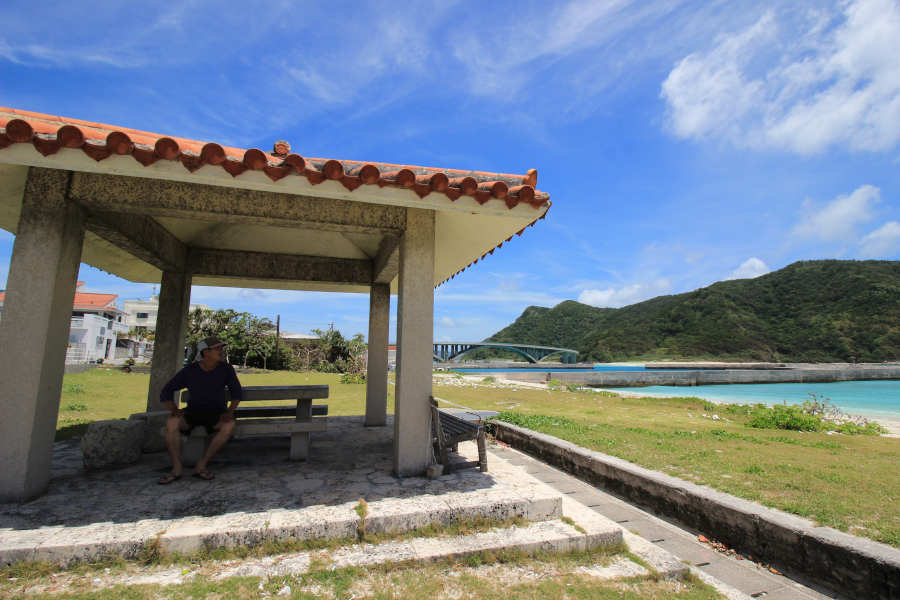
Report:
244,315,275,369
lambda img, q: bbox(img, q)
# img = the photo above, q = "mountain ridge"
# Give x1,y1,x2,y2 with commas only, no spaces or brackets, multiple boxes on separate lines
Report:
487,260,900,362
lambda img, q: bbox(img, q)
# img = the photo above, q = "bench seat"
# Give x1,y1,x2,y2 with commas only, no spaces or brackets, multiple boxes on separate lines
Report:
234,405,328,419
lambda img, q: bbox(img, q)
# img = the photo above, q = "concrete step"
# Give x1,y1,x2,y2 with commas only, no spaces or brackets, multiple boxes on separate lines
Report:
26,517,627,592
0,481,564,567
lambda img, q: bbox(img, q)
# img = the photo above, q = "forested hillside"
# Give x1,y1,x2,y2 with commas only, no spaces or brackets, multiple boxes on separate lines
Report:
488,260,900,362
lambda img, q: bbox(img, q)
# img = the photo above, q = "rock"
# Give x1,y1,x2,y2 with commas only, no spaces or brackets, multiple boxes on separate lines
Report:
129,410,170,453
81,419,145,470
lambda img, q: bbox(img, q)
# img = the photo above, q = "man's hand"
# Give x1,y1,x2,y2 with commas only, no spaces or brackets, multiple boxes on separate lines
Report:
220,409,235,423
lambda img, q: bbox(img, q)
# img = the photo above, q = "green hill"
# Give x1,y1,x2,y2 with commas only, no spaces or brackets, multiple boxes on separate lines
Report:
487,260,900,363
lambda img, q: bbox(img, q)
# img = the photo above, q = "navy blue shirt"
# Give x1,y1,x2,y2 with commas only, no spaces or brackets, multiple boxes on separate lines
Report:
160,362,243,413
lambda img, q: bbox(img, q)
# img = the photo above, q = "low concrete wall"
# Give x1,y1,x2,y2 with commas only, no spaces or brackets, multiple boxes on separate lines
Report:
64,363,97,375
490,421,900,600
504,366,900,387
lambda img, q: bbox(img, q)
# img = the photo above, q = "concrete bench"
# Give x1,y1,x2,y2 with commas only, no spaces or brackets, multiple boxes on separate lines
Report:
178,386,328,465
430,396,487,473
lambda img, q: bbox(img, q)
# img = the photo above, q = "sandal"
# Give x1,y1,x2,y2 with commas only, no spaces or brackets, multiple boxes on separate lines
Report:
158,473,182,485
192,471,215,481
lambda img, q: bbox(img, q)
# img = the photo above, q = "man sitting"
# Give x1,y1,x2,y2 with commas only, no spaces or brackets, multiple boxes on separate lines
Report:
158,336,243,484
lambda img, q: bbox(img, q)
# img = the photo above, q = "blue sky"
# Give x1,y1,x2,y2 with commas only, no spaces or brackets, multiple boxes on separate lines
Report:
2,0,900,342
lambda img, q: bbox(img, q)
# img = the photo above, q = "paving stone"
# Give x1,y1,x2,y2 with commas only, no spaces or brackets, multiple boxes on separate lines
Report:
655,536,722,566
623,517,675,542
698,559,776,597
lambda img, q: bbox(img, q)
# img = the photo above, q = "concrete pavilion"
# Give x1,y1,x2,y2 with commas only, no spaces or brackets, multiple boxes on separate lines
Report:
0,108,551,502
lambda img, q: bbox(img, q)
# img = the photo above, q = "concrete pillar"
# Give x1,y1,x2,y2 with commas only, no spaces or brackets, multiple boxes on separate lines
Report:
365,283,390,426
146,270,192,411
0,168,84,502
393,208,435,477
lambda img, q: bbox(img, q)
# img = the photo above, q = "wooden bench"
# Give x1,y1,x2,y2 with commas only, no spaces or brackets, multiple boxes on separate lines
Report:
177,385,328,464
430,396,487,473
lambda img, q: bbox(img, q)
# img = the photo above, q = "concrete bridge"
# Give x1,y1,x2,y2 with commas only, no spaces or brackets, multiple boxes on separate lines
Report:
433,342,577,364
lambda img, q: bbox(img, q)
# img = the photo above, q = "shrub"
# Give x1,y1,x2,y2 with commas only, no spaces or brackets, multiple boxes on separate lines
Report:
339,372,366,384
63,402,88,412
547,379,561,390
565,383,581,392
62,383,85,394
481,376,496,383
748,404,824,431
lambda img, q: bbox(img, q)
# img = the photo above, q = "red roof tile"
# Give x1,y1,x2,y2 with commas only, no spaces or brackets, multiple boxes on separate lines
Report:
0,107,550,210
0,289,119,310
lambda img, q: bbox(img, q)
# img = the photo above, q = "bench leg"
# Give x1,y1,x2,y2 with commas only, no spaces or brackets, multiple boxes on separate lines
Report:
290,432,310,461
181,430,208,467
477,433,488,473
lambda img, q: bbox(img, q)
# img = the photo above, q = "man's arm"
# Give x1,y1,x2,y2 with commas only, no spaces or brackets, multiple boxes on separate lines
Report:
160,367,189,416
221,363,243,421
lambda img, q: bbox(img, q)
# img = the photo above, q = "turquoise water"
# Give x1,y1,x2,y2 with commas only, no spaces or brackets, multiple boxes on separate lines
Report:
454,366,650,373
604,381,900,418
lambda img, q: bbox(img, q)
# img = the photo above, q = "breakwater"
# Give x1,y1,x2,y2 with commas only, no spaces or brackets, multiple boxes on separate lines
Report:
503,366,900,387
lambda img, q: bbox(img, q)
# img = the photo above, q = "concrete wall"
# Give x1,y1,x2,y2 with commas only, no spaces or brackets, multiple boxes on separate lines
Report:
491,420,900,600
503,366,900,387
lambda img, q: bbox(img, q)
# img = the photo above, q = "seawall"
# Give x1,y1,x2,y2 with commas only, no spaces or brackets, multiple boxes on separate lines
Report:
503,366,900,387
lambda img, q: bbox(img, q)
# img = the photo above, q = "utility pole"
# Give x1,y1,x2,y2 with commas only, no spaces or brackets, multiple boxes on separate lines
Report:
275,314,280,370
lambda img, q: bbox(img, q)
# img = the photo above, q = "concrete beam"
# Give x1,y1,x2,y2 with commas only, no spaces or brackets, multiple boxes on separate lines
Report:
372,235,400,284
0,167,85,501
83,210,186,272
365,283,391,427
187,248,373,285
393,208,435,477
69,172,407,235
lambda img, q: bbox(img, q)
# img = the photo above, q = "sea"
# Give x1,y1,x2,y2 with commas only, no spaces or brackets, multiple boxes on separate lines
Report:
451,367,900,419
602,380,900,420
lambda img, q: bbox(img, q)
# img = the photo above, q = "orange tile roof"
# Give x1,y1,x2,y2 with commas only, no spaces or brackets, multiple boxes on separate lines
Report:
0,107,549,210
73,292,118,308
0,290,118,310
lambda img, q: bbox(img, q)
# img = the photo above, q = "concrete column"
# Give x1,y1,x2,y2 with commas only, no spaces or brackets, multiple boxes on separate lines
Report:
0,168,84,502
146,270,192,411
393,208,435,477
365,283,390,426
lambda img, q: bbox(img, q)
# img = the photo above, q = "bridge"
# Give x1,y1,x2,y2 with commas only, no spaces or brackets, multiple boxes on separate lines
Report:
433,342,578,364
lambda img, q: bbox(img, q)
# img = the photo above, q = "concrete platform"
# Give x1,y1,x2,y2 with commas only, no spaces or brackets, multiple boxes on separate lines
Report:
0,416,568,566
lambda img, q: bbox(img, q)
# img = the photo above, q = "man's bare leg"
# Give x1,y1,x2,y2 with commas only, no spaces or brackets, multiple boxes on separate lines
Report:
194,419,235,477
160,415,188,483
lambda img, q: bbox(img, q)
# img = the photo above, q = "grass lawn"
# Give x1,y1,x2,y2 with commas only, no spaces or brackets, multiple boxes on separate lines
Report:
433,376,900,548
55,368,899,547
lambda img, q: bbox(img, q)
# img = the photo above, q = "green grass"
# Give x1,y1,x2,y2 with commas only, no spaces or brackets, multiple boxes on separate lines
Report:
52,369,900,548
432,380,900,548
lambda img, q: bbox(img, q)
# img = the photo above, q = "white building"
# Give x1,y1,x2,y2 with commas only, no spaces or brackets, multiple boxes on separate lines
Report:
123,294,209,331
1,282,132,363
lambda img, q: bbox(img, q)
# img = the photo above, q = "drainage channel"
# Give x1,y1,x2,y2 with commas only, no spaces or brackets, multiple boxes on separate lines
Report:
490,444,846,600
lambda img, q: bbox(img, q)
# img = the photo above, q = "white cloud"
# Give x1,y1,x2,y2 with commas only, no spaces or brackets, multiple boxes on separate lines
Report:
792,184,879,241
727,257,770,280
859,221,900,257
577,278,671,308
662,0,900,154
439,316,457,328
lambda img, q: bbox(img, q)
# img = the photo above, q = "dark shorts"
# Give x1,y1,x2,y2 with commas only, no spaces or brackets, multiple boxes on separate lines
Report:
183,410,223,435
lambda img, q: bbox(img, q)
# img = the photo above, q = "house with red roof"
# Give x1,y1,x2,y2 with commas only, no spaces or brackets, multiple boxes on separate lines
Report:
0,281,131,362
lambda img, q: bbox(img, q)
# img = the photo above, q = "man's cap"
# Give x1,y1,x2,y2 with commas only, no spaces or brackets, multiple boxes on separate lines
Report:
195,336,226,361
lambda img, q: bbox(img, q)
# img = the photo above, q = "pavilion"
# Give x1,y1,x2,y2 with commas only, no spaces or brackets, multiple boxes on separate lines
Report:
0,107,550,502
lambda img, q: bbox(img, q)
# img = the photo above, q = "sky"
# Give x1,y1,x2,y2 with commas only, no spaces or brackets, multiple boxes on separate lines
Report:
2,0,900,342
